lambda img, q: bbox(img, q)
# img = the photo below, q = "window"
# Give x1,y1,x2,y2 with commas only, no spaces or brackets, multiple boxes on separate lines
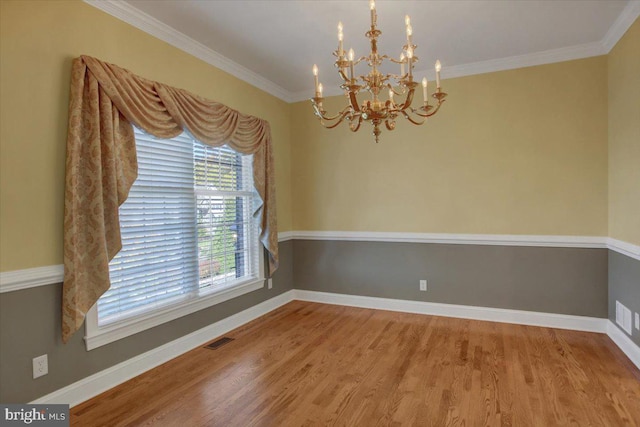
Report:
84,127,264,350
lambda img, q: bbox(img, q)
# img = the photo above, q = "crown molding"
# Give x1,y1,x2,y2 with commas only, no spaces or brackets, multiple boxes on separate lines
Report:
83,0,293,103
291,41,607,102
86,0,636,105
290,40,609,102
602,1,640,53
425,41,606,82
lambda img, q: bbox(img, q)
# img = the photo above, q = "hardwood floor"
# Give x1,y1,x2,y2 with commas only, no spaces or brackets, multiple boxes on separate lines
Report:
71,301,640,426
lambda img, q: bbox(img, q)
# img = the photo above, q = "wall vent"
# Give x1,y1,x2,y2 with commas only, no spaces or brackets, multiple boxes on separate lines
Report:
615,301,632,335
205,337,234,350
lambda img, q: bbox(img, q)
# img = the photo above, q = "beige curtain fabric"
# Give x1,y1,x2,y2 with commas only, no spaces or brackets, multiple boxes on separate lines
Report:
63,55,278,343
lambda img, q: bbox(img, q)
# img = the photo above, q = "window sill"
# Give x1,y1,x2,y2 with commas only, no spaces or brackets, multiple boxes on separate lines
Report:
84,277,265,350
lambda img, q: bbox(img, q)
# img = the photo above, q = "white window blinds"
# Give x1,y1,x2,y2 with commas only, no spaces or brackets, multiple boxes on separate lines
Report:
98,128,259,326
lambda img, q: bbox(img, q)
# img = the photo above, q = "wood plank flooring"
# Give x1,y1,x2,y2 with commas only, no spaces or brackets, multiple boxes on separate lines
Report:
71,301,640,426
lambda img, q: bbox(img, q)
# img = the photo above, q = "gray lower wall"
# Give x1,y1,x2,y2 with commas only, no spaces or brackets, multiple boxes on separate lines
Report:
4,240,636,404
293,240,609,318
608,250,640,347
0,240,294,403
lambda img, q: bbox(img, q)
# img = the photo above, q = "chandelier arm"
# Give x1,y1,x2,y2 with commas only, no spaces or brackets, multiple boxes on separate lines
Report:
349,115,363,132
354,56,368,66
348,91,361,112
398,110,426,126
385,119,396,131
313,104,353,122
387,83,404,96
338,69,350,83
398,88,415,110
320,110,355,129
412,100,445,118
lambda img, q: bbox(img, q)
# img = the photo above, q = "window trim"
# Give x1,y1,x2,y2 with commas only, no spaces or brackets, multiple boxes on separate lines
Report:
85,265,265,350
84,130,266,351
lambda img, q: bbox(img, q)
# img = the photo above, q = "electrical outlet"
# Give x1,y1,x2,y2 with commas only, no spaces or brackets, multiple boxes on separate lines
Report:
635,312,639,331
419,279,427,291
33,354,48,379
267,278,273,290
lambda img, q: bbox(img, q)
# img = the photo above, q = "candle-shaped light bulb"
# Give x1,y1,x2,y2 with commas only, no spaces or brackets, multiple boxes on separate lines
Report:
389,88,394,103
406,47,413,78
422,77,428,103
311,64,318,96
318,83,323,97
406,47,413,59
435,60,442,89
406,25,413,37
370,0,377,26
405,15,411,27
400,53,405,76
348,48,355,81
312,64,319,95
337,22,344,57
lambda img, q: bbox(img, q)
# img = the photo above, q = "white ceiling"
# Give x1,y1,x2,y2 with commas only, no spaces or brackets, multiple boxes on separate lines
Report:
96,1,639,101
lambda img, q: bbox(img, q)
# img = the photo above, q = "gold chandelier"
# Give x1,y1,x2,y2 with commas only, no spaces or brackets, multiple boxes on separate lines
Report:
311,0,447,143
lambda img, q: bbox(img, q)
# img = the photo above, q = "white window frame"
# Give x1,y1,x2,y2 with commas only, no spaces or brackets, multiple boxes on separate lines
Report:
84,133,265,351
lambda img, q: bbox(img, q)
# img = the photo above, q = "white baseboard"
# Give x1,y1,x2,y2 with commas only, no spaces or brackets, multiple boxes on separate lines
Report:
30,289,639,408
606,320,640,370
31,290,295,407
295,290,640,370
293,290,608,333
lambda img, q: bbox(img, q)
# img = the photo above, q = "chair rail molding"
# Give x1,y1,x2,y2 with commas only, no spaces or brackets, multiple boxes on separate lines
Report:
2,233,637,293
0,265,64,293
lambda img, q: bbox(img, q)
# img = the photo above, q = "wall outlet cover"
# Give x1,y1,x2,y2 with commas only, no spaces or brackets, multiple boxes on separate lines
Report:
33,354,48,379
635,312,639,331
267,278,273,289
419,279,427,291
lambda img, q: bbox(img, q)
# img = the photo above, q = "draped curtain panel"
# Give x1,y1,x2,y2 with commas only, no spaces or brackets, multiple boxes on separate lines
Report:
63,55,278,343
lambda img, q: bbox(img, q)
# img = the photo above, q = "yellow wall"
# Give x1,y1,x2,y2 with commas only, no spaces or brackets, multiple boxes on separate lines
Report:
608,19,640,246
1,1,635,273
0,0,293,271
291,57,609,236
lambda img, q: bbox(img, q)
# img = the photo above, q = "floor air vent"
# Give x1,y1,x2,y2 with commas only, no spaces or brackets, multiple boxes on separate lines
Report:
205,337,234,350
